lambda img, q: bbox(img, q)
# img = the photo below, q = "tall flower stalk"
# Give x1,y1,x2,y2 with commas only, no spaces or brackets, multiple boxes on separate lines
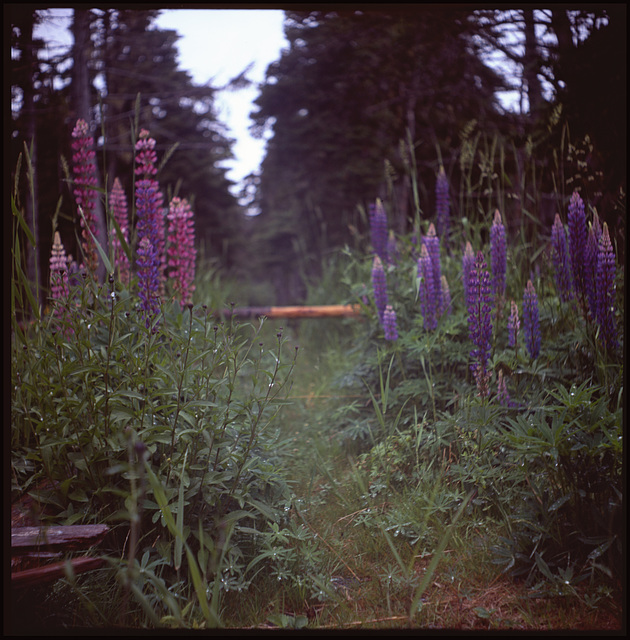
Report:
49,231,72,334
167,197,197,308
134,129,165,326
465,251,493,397
372,255,388,324
522,280,541,359
490,209,507,313
369,199,388,263
567,190,587,303
422,223,442,312
71,119,99,277
418,244,437,331
109,177,131,286
595,223,618,353
435,165,450,247
462,241,475,305
550,213,573,302
383,305,398,341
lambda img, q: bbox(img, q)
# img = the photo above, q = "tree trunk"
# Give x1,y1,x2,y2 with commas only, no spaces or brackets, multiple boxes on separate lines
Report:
523,9,545,120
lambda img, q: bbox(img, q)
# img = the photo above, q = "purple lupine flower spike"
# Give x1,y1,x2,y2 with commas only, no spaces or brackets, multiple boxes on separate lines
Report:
466,251,493,396
137,236,161,327
372,255,388,323
550,213,573,302
490,209,507,306
584,213,602,318
109,178,131,286
567,191,587,300
167,197,197,308
135,129,166,293
595,223,618,353
422,223,442,312
369,199,388,263
497,370,513,407
383,305,398,341
71,119,99,277
418,244,437,331
435,165,450,246
522,280,541,359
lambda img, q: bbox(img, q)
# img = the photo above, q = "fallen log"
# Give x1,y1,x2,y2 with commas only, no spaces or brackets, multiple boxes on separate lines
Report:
11,556,106,589
220,304,363,319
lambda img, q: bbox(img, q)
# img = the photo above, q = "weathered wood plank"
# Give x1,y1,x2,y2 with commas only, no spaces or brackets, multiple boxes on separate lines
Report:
11,525,110,552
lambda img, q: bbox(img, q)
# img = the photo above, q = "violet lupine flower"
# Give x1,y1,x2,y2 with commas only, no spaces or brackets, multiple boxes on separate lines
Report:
383,304,398,341
71,119,99,277
507,300,520,350
595,223,618,352
136,236,161,327
584,214,602,317
567,191,588,300
462,241,475,305
369,199,388,263
109,177,131,286
372,255,388,323
167,197,197,308
135,129,166,292
466,251,493,396
422,223,442,307
435,165,450,246
522,280,540,359
550,214,573,302
418,244,438,331
490,210,507,304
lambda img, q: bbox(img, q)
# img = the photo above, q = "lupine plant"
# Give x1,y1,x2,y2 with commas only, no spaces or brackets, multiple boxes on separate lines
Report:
11,122,308,629
435,165,450,247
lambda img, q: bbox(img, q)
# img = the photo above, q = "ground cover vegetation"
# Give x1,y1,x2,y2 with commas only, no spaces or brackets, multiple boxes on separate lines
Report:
9,6,624,632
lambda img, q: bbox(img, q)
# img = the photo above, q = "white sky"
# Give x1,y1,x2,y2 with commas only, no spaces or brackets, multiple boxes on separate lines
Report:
154,9,287,189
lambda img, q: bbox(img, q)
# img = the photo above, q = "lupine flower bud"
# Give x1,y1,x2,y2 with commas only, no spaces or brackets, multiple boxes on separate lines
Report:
595,223,618,353
490,209,507,304
435,165,450,246
383,305,398,341
522,280,540,359
167,197,197,308
567,191,587,299
71,119,99,277
440,275,451,316
372,255,388,323
497,369,513,407
369,199,388,263
466,251,493,396
418,244,437,331
49,231,70,303
507,300,520,350
109,177,130,285
550,214,573,302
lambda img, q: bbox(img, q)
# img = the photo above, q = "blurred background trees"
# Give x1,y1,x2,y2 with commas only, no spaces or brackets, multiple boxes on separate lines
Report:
9,6,625,308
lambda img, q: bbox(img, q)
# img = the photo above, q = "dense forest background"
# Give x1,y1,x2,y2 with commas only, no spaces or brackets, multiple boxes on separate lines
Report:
9,6,626,307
